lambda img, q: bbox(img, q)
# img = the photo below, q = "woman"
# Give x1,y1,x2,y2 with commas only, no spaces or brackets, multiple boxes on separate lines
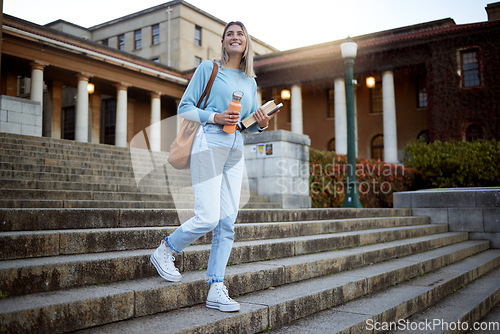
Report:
151,21,277,312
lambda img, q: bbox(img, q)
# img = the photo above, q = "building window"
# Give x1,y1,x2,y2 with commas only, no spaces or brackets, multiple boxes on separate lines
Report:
416,77,428,108
461,49,481,87
195,25,202,46
327,89,335,119
117,34,125,51
194,56,202,67
151,57,160,63
152,24,160,45
134,29,142,50
370,82,383,114
465,123,484,141
101,38,109,46
371,134,384,161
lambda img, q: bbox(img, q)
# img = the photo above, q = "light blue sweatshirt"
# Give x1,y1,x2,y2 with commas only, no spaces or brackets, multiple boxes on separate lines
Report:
178,60,260,133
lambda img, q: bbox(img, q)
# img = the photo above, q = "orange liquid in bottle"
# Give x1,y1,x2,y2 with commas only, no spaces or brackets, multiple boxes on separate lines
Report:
223,91,243,133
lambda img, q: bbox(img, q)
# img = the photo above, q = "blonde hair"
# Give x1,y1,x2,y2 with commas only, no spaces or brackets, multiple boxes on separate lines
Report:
220,21,255,78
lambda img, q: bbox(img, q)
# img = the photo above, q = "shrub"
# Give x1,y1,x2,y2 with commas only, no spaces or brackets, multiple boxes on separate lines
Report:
402,139,499,188
309,149,421,208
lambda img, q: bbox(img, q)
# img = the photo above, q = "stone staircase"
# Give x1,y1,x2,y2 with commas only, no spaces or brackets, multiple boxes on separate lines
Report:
0,133,499,333
0,132,276,209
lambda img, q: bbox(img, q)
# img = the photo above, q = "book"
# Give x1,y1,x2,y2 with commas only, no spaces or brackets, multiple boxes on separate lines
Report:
241,100,283,129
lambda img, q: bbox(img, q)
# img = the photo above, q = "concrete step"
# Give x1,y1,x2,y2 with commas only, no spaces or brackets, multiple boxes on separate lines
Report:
468,303,500,334
0,188,175,201
0,169,138,185
0,185,262,202
0,132,131,153
0,144,133,159
0,198,277,210
0,239,488,333
0,177,212,194
0,137,155,160
0,164,162,182
0,216,431,260
387,268,500,334
0,176,206,198
0,225,453,297
269,250,500,334
0,171,190,192
0,178,124,192
4,240,486,333
0,140,134,158
0,157,178,177
0,147,137,167
0,199,183,209
0,158,191,181
0,135,161,161
0,207,413,231
242,201,282,209
0,161,137,177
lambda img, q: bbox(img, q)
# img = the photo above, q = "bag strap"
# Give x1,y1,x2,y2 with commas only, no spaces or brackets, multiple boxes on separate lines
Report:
196,61,219,109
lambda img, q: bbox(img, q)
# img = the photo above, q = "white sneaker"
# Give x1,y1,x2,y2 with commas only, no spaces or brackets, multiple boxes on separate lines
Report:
150,240,182,282
206,282,240,312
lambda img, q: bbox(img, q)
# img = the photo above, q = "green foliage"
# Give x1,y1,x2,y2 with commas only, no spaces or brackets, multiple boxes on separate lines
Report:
309,149,421,208
402,140,499,188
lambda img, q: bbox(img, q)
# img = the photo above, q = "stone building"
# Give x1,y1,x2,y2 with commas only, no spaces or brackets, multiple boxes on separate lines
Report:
1,1,498,164
0,1,276,148
45,0,276,71
254,6,500,162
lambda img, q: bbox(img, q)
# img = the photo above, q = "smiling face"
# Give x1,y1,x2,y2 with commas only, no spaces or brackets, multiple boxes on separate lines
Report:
222,23,247,58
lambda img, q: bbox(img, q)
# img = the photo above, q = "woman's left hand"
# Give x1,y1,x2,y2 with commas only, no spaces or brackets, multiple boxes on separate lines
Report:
254,107,280,128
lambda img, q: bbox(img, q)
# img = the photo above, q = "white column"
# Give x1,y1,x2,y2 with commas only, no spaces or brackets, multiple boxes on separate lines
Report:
115,84,128,148
75,74,90,142
334,78,347,154
30,62,45,103
150,92,161,151
291,84,303,134
382,70,398,163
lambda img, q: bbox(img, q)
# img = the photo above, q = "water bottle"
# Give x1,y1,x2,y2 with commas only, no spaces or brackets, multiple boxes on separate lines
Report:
223,91,243,133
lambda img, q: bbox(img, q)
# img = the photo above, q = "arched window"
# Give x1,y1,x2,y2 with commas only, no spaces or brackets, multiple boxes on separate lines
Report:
371,134,384,161
327,138,335,151
465,123,484,141
417,130,430,144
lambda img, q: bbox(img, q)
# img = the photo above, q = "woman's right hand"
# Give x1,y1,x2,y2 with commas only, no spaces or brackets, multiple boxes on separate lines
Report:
214,110,240,125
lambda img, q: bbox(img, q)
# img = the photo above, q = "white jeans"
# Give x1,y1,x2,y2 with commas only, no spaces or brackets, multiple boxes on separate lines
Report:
166,124,244,285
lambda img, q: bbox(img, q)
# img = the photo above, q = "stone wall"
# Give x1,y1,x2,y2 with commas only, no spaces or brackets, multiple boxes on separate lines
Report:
244,130,311,209
0,96,42,137
394,187,500,248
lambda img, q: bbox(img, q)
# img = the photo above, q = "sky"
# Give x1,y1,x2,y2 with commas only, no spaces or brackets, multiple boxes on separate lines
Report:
2,0,494,51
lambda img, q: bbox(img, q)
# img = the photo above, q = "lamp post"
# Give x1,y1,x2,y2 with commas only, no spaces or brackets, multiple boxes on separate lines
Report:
340,37,362,208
